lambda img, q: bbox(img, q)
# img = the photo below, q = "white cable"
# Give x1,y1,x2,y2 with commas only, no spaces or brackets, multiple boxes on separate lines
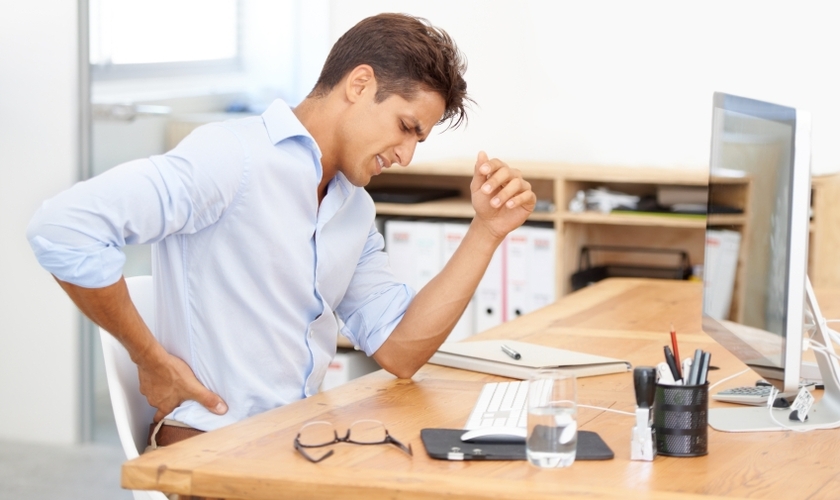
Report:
806,341,840,385
818,323,840,344
810,318,840,344
708,368,750,392
827,327,840,345
805,337,840,374
765,390,840,432
578,404,634,417
763,387,802,432
810,343,840,362
579,367,749,416
752,314,840,431
764,388,800,432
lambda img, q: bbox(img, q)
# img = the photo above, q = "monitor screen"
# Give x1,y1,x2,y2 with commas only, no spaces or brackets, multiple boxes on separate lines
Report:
702,92,811,393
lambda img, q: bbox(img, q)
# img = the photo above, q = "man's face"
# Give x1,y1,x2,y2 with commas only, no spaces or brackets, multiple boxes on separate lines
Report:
336,87,445,187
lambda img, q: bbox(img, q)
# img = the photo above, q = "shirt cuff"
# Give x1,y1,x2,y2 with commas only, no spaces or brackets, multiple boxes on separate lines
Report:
28,235,125,288
340,284,415,356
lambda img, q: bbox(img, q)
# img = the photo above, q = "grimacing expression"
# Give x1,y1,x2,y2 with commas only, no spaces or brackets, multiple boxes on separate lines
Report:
337,88,445,187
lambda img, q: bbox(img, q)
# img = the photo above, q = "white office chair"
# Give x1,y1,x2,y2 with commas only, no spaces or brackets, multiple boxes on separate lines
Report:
99,275,168,500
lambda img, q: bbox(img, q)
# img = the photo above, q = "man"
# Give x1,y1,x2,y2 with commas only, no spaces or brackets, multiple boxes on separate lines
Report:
27,13,536,442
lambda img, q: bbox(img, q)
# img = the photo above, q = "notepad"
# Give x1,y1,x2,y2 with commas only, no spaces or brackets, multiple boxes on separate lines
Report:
427,339,631,379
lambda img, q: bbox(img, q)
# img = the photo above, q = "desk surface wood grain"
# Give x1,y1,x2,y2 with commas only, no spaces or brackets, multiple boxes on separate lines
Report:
122,279,840,500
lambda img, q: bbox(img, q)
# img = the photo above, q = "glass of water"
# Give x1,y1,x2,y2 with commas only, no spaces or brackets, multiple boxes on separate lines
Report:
526,369,578,468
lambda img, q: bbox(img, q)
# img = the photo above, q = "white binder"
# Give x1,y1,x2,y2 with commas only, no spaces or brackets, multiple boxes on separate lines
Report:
442,222,476,341
528,226,556,311
505,225,557,319
505,227,530,320
384,220,443,292
703,229,741,320
475,242,505,332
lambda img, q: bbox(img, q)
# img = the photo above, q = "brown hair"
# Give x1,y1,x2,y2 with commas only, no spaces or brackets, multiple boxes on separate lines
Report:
310,13,470,129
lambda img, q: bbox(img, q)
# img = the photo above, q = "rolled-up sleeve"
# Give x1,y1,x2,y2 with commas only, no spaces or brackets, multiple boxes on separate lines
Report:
26,123,247,288
336,223,416,356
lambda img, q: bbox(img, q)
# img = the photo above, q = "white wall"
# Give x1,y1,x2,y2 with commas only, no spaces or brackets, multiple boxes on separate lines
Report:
0,2,82,443
330,0,840,175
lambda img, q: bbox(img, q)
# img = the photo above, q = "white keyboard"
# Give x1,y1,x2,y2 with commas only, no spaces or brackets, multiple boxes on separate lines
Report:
712,386,798,406
465,380,529,430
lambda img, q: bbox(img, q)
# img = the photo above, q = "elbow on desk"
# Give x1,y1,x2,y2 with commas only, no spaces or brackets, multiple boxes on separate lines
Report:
380,362,419,380
374,354,422,379
372,337,432,379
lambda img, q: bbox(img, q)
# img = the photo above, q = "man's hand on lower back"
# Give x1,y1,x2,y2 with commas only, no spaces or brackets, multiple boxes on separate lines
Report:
138,348,228,422
52,277,228,422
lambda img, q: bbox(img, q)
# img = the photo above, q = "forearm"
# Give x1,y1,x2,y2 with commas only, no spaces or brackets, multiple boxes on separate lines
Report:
57,275,227,418
55,276,165,367
374,152,535,378
374,219,502,377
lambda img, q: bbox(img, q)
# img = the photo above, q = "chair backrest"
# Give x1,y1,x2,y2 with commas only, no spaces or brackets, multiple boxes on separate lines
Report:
99,275,167,500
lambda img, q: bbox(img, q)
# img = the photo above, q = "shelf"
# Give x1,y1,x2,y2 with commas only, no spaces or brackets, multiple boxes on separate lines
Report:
371,160,753,322
375,199,475,218
707,214,747,226
809,173,840,287
561,211,708,228
375,199,557,222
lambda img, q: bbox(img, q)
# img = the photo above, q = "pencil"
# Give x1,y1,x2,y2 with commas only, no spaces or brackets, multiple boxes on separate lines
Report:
670,323,682,379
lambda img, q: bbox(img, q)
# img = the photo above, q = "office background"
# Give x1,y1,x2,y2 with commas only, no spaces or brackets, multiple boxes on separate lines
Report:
2,0,840,450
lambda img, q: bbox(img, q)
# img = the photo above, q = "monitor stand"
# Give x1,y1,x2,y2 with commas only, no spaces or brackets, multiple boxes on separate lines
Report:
708,278,840,432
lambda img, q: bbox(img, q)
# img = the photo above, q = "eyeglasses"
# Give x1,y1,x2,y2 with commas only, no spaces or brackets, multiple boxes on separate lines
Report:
293,419,413,463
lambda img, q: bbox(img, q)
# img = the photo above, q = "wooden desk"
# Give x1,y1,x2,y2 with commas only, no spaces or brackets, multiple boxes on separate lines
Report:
122,279,839,499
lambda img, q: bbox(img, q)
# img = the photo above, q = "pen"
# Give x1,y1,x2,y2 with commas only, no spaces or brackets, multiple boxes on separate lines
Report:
501,344,521,360
670,324,682,379
698,352,711,385
663,345,681,383
688,349,704,385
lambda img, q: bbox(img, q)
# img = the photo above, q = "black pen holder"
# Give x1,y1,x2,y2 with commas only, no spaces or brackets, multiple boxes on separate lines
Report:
653,383,708,457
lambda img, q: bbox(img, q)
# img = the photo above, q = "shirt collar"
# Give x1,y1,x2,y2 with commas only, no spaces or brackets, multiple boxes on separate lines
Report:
262,99,356,202
261,99,322,158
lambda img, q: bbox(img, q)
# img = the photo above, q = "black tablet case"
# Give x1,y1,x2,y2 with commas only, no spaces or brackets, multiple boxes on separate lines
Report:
420,429,614,461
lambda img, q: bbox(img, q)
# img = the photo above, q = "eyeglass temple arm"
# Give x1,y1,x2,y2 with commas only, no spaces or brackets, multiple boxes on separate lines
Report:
294,437,335,463
385,432,413,456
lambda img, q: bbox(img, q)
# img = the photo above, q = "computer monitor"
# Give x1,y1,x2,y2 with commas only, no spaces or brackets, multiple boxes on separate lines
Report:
703,92,840,432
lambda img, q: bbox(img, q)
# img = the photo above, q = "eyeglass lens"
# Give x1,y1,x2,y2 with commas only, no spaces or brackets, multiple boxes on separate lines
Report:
295,420,411,462
298,420,389,447
347,420,388,444
297,422,338,447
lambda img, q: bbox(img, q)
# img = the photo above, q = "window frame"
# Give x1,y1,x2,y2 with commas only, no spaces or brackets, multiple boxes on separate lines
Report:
90,0,243,81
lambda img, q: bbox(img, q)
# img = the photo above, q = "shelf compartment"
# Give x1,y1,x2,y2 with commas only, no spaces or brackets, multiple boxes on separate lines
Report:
375,199,557,221
561,212,707,228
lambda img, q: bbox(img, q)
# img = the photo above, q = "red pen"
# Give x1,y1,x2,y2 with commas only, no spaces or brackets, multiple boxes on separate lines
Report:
670,323,682,379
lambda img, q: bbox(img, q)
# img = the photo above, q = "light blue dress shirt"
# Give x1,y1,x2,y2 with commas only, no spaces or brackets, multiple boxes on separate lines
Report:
27,99,414,431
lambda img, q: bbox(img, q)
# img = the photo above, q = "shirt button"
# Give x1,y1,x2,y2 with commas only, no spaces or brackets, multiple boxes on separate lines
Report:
308,329,314,338
304,388,311,397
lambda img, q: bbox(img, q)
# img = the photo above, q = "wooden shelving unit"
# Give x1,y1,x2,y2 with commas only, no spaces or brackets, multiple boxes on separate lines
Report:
809,173,840,288
368,160,753,320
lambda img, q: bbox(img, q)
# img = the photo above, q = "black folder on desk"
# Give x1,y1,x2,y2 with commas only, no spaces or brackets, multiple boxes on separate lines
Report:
420,429,614,461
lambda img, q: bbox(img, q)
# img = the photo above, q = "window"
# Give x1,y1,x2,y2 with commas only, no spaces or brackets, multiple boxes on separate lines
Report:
90,0,241,78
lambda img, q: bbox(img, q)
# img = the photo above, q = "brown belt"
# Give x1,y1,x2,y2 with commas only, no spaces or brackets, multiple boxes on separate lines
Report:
148,421,205,448
145,421,214,500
